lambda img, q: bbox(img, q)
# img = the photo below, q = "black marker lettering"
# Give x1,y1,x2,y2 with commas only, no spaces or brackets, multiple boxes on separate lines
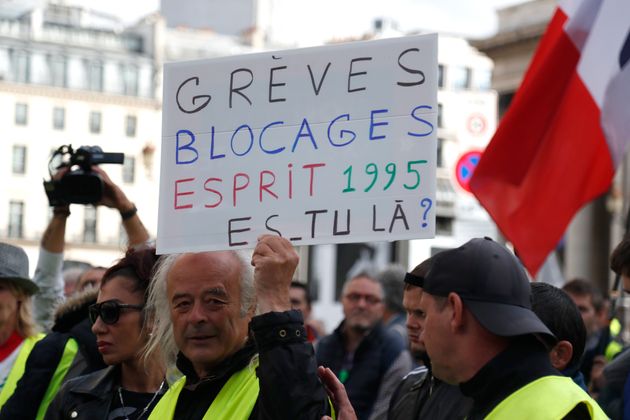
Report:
333,209,351,235
307,62,331,95
305,209,328,239
389,200,410,233
269,66,287,103
397,48,425,87
372,205,385,232
228,217,252,246
229,68,253,108
347,57,373,93
265,214,282,236
176,77,211,114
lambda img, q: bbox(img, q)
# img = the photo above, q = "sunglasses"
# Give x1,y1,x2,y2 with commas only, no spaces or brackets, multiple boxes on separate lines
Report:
88,300,144,325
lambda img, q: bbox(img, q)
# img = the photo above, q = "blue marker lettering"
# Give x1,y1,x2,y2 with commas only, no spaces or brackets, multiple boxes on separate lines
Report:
369,109,389,141
176,129,198,164
230,124,254,157
291,118,318,152
408,105,434,138
259,121,286,155
327,114,356,147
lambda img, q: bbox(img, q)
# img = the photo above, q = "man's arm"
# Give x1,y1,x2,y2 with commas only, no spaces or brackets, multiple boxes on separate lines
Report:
92,166,150,248
33,208,69,330
250,235,331,419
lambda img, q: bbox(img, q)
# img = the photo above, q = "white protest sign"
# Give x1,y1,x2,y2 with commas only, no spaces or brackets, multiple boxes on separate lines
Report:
157,34,437,254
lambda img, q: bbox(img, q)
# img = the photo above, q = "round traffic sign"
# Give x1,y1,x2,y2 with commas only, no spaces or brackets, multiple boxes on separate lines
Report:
455,151,482,192
467,114,487,136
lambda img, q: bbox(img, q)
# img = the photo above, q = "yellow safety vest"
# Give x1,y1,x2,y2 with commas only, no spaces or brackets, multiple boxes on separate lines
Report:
0,333,45,409
605,319,623,361
485,375,608,420
148,359,260,420
35,337,79,420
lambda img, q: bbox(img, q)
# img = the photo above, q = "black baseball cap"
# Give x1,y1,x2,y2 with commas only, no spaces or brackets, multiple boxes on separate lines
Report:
423,237,554,339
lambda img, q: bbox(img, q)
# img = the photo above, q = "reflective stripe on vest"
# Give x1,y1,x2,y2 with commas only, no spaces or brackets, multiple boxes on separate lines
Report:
148,358,260,420
35,337,79,420
0,333,45,409
485,375,608,420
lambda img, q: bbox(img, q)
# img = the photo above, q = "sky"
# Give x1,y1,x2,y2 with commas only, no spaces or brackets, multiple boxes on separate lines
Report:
68,0,531,43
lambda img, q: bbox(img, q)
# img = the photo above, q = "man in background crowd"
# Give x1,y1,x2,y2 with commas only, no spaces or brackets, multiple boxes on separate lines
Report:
377,264,408,344
562,278,621,389
317,272,411,420
290,281,326,342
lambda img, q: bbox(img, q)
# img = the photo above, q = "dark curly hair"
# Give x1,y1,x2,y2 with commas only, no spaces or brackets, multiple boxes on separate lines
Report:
611,235,630,276
101,247,159,302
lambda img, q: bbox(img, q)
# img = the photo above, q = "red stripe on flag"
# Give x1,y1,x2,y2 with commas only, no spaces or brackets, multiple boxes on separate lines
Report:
469,7,614,275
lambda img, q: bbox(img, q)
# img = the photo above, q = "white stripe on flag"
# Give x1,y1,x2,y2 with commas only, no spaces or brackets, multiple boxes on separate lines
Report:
577,0,630,108
560,0,602,51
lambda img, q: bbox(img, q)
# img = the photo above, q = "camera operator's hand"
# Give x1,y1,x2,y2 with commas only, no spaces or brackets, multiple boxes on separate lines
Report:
90,166,150,248
91,166,133,212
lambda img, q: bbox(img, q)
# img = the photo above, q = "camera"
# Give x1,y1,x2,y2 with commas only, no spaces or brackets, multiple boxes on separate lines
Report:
44,145,124,206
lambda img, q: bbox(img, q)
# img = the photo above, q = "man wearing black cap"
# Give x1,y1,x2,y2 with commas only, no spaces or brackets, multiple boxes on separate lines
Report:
418,237,606,419
0,242,43,409
387,257,472,420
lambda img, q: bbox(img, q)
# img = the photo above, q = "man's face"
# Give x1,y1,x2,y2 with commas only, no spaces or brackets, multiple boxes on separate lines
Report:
0,281,19,332
403,286,425,359
77,268,106,292
167,252,251,378
290,286,311,319
566,292,598,337
418,292,457,384
342,276,384,333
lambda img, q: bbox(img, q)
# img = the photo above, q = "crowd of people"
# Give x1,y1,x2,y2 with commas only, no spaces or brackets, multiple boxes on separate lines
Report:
2,166,630,419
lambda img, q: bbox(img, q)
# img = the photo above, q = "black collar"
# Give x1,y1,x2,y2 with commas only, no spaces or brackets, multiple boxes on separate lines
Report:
71,365,119,398
176,340,257,386
460,336,559,419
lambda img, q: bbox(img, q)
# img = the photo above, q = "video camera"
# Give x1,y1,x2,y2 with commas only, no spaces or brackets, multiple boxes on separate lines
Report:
44,145,125,206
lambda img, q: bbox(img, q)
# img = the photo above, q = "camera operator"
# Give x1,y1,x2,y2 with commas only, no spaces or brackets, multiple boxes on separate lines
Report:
34,165,150,331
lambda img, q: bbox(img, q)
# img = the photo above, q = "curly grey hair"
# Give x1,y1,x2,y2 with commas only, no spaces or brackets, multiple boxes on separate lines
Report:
143,250,255,369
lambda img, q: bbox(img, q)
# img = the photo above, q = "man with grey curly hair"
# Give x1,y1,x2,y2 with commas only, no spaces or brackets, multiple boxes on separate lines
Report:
145,235,332,419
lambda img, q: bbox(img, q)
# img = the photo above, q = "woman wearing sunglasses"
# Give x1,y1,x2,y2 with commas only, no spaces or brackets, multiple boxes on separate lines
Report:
45,247,165,420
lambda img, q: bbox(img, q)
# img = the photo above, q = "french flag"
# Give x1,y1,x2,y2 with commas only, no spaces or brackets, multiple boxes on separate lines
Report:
469,0,630,276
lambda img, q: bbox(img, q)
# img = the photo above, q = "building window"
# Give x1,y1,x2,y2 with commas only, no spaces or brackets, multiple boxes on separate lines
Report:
87,61,103,92
475,69,492,90
83,207,97,243
15,103,28,125
49,55,67,88
437,138,444,168
8,201,24,239
53,107,65,130
122,64,139,96
89,111,101,134
126,115,137,137
122,156,135,183
436,216,453,236
452,66,472,90
12,145,27,174
10,50,30,83
438,64,445,89
437,103,443,128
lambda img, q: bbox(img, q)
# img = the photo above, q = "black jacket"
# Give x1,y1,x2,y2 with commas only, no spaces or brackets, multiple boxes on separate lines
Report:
43,365,162,420
174,309,331,419
460,336,592,420
47,310,329,420
316,321,406,420
388,366,472,420
0,289,105,420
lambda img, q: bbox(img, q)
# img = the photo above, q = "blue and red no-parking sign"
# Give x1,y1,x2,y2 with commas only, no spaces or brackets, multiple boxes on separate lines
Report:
455,150,483,192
